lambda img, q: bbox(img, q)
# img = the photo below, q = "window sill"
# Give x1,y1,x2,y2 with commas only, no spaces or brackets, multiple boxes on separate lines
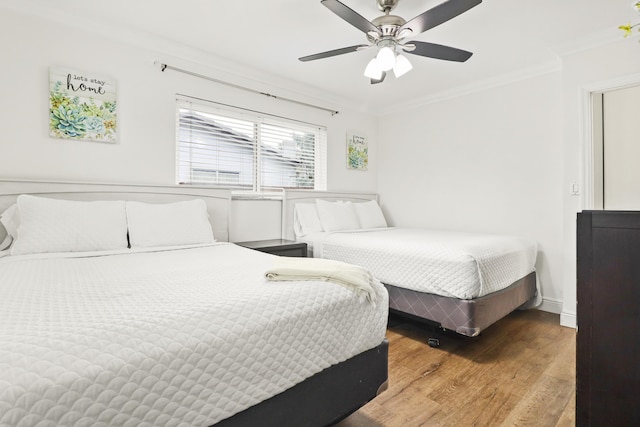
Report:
231,190,285,201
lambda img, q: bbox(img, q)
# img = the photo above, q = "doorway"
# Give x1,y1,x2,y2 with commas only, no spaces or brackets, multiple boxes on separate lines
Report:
592,84,640,210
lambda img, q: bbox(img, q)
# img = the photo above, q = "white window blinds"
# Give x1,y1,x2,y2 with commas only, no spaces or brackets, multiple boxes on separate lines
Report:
176,97,327,191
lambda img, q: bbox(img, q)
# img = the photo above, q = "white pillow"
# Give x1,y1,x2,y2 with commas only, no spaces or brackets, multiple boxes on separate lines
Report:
0,204,19,240
0,204,19,250
11,195,128,255
315,199,361,232
126,199,214,248
352,200,387,228
0,235,11,251
293,203,324,237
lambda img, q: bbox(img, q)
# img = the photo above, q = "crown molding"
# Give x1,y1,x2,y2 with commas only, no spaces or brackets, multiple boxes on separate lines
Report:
551,27,628,57
378,60,562,116
378,27,634,116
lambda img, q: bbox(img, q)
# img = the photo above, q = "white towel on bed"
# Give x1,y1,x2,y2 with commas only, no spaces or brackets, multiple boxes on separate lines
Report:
265,257,382,304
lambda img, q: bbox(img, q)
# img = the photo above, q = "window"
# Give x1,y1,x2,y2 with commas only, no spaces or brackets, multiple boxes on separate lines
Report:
176,97,327,191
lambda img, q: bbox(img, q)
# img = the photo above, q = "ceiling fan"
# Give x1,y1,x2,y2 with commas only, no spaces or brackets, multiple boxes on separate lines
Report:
299,0,482,84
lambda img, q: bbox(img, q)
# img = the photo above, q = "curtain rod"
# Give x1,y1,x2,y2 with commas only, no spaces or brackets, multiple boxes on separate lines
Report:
157,63,340,116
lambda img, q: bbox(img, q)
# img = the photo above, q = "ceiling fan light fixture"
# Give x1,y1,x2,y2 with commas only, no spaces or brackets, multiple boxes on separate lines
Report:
376,46,396,71
364,58,383,79
301,0,482,84
393,54,412,77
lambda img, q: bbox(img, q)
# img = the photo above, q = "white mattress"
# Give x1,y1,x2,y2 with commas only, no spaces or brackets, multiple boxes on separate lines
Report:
303,228,537,299
0,243,388,427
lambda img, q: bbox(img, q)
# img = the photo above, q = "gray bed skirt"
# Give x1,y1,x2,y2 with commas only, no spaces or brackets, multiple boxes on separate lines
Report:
386,272,537,337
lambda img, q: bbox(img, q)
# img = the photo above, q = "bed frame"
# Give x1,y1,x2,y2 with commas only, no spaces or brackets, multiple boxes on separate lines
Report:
0,179,388,426
283,190,538,339
216,340,388,426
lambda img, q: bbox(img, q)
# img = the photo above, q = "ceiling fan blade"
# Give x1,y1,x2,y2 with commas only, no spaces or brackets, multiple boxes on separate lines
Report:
399,0,482,36
371,71,387,85
299,44,368,62
405,41,472,62
321,0,380,35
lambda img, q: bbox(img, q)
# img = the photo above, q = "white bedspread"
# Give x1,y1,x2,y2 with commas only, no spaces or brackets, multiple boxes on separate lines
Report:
304,228,537,299
0,243,388,427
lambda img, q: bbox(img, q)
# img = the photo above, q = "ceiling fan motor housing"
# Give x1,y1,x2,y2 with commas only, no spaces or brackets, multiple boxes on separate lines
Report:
377,0,399,12
371,14,406,37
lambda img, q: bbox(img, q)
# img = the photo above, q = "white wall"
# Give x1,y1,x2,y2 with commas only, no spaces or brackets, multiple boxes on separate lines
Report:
0,7,379,241
378,38,640,323
229,200,283,242
377,72,565,312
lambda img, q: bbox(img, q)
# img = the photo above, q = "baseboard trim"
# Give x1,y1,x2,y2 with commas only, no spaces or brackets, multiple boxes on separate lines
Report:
560,311,577,329
536,298,576,329
538,297,563,315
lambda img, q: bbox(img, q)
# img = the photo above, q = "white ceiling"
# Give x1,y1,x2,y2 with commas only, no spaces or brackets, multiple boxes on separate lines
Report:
8,0,634,113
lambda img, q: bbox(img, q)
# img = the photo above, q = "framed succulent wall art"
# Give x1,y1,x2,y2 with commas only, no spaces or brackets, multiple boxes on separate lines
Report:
347,130,368,171
49,67,117,143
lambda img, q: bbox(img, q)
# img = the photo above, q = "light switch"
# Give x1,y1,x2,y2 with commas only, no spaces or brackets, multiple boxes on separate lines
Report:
570,182,580,196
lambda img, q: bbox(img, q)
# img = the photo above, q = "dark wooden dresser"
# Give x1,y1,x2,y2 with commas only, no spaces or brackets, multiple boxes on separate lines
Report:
577,211,640,426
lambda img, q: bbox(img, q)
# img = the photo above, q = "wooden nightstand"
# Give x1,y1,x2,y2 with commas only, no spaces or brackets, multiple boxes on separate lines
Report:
235,239,308,257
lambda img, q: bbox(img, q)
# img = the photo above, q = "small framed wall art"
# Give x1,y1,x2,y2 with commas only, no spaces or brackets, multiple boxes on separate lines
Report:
49,67,117,143
347,130,368,171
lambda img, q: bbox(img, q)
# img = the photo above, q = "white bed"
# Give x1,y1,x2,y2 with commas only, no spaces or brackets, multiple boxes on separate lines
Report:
283,190,539,337
300,227,537,299
0,181,389,427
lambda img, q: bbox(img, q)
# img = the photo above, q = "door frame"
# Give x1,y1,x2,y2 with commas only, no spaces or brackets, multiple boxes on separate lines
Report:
581,73,640,210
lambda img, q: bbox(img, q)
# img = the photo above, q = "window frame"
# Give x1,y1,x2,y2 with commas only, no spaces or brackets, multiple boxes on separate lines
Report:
175,96,327,193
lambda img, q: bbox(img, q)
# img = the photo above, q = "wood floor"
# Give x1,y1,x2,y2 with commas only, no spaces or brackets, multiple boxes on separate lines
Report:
335,309,576,427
